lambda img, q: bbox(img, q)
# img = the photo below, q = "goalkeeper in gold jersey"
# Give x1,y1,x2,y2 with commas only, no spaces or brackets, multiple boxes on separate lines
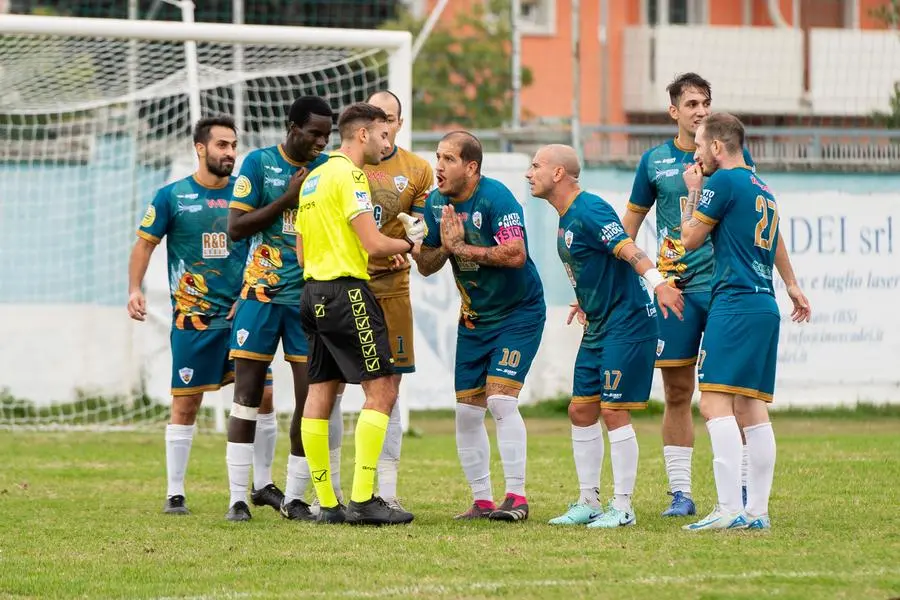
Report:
318,91,434,514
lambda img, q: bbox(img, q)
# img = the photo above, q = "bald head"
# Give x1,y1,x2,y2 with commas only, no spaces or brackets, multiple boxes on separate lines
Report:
527,144,582,202
538,144,581,179
367,90,402,119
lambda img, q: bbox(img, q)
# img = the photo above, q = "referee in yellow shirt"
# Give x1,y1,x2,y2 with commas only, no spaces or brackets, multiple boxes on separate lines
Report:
294,102,425,525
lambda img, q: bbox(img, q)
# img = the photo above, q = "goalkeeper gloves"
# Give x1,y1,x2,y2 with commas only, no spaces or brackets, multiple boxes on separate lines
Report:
398,212,426,246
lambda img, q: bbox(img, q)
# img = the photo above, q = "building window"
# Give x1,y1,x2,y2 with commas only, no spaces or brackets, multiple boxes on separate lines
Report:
519,0,556,36
646,0,705,25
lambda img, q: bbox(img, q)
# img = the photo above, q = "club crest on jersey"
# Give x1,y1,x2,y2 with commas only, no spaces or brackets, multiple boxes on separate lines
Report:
656,339,665,357
394,175,409,192
472,211,482,229
564,229,574,248
236,329,249,347
178,367,194,384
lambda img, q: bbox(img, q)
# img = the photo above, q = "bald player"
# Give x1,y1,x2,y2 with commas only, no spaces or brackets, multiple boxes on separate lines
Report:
322,91,434,513
527,144,684,528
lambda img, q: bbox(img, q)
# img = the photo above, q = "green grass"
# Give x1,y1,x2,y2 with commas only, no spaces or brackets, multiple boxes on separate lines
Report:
1,416,898,599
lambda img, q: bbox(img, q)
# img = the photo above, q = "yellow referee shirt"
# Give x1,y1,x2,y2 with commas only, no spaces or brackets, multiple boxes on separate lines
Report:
294,152,374,281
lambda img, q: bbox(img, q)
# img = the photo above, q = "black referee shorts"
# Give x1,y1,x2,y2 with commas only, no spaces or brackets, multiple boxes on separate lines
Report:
300,277,395,385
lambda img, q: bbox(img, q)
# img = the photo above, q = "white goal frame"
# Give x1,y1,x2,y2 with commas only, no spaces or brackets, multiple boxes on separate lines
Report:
0,14,413,149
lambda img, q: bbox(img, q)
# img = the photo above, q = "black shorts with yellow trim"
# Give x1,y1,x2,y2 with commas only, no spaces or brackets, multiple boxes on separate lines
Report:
572,337,656,410
229,299,308,363
300,277,395,384
454,308,545,400
698,311,779,403
171,328,272,397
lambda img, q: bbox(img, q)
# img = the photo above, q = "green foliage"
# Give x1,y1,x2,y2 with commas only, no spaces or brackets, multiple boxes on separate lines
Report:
871,0,900,125
381,0,533,129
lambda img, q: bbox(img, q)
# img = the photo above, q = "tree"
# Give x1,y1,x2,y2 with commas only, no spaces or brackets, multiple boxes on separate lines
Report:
872,0,900,127
380,0,533,130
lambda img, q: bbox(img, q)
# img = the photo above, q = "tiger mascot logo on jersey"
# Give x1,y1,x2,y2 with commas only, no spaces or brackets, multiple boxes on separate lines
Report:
241,243,283,302
170,265,212,330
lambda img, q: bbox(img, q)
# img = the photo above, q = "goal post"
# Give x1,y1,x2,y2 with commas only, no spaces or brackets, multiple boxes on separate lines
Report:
0,14,412,430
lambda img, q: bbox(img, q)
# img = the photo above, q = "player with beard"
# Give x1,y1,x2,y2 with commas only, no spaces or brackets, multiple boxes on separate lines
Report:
128,115,277,515
224,97,333,521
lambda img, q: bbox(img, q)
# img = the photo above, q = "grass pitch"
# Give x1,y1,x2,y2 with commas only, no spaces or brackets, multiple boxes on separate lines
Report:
0,413,898,599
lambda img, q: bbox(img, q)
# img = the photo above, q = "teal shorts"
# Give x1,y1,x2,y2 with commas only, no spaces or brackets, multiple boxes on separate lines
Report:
572,337,656,410
171,328,271,396
655,291,710,368
698,311,780,402
229,299,308,363
454,309,545,400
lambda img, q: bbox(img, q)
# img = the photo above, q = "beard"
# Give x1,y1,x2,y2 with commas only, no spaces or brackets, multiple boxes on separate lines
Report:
207,156,234,178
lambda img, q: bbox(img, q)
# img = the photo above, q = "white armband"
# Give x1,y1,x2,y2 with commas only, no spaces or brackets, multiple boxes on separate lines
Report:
642,268,666,291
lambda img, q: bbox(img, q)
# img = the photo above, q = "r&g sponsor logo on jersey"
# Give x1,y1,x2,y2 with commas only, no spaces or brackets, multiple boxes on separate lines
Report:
282,209,297,234
234,175,252,198
207,199,228,209
202,232,229,259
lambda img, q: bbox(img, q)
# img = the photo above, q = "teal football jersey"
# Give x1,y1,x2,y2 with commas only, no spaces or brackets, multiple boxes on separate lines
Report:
421,176,545,327
695,167,780,315
557,191,657,346
629,138,755,292
138,175,240,330
229,144,328,305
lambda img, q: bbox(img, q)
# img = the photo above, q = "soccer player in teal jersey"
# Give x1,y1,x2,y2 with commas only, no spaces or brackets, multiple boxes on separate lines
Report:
679,113,810,531
527,145,684,528
127,116,277,516
415,131,545,522
622,73,757,517
225,96,333,522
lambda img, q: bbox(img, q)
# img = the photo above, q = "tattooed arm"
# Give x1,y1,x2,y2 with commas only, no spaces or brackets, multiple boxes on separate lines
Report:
447,238,527,268
615,240,657,278
413,243,451,277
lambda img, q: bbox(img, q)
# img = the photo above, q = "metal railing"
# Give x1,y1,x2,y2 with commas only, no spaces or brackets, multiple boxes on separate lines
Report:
411,125,900,172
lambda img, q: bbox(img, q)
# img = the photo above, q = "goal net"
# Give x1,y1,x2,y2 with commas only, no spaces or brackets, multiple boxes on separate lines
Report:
0,14,411,430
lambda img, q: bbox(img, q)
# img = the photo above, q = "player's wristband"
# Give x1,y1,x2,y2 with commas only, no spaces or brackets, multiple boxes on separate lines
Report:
642,268,667,291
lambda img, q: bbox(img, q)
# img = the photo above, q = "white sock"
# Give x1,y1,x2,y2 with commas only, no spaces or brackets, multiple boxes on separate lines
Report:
328,394,344,502
329,447,343,502
377,399,403,500
741,444,749,488
284,454,310,503
571,423,603,508
706,416,743,513
744,422,776,517
455,403,492,502
329,394,344,442
488,395,527,497
226,442,253,507
253,412,277,490
608,424,638,512
663,445,693,497
165,423,195,498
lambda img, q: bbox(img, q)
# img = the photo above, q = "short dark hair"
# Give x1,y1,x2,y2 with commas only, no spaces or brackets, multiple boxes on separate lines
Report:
337,103,388,141
288,96,333,128
701,112,745,155
193,115,236,145
666,72,711,107
367,89,402,119
441,131,483,173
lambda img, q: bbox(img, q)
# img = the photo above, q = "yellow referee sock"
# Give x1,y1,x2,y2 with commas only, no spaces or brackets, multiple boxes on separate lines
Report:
300,417,338,508
351,409,390,503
